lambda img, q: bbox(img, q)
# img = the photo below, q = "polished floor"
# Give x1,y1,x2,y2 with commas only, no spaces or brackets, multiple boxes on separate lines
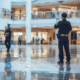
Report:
0,45,80,80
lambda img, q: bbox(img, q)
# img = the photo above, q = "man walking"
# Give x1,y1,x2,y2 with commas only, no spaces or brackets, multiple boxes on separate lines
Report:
54,13,72,64
5,24,12,52
18,36,21,45
36,34,39,45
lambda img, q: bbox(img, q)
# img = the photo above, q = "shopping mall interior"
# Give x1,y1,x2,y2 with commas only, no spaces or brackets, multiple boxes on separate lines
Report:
0,0,80,80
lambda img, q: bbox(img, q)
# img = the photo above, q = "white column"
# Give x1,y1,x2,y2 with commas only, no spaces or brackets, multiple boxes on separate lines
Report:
55,45,59,64
25,1,31,79
0,0,11,18
77,5,80,10
55,6,59,45
0,8,2,18
59,11,62,21
55,7,59,63
55,29,58,45
26,70,31,80
26,46,31,80
0,3,2,18
26,46,31,63
0,0,11,30
25,0,31,44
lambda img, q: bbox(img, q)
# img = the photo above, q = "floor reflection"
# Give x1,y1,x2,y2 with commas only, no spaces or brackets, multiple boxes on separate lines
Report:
0,45,80,59
4,52,12,80
0,45,79,80
58,64,71,80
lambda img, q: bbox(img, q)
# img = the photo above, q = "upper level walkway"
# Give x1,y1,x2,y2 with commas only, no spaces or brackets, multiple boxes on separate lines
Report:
0,10,80,28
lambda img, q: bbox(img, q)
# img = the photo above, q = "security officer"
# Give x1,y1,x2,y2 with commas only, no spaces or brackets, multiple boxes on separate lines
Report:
5,24,12,52
54,13,72,64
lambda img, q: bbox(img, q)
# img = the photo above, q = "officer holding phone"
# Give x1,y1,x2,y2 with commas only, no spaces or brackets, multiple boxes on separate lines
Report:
54,13,72,64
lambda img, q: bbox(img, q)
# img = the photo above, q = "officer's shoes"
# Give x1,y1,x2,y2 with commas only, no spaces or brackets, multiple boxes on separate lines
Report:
58,61,64,64
66,61,70,64
7,49,9,52
7,49,10,53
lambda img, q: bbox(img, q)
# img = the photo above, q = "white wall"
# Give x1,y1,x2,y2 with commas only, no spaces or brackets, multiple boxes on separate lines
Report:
31,18,80,27
31,19,56,27
0,0,11,11
32,0,80,4
0,18,9,30
0,18,80,30
11,0,25,2
67,18,80,27
11,0,35,2
0,0,11,30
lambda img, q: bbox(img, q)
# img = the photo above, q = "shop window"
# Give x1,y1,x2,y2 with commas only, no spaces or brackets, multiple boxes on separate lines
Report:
71,31,77,44
53,33,55,40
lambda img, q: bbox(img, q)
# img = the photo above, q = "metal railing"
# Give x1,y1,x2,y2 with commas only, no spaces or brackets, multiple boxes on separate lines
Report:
60,10,80,18
31,11,56,19
11,13,26,20
32,10,80,19
1,13,26,20
1,10,80,20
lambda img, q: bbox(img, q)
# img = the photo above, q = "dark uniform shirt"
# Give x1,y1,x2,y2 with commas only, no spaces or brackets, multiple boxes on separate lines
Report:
5,28,12,39
54,19,72,34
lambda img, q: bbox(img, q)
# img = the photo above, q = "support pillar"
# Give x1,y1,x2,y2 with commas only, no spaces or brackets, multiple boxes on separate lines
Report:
26,70,31,80
25,0,31,44
55,6,59,63
55,6,59,45
26,46,31,80
25,1,31,79
55,29,58,45
0,8,2,18
77,5,80,10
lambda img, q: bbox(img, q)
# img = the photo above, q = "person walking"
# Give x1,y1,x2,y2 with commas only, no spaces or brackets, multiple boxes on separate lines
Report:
4,24,12,52
0,34,2,45
33,37,34,44
36,34,39,45
49,37,52,44
18,36,21,45
41,36,44,45
11,37,13,44
54,13,72,64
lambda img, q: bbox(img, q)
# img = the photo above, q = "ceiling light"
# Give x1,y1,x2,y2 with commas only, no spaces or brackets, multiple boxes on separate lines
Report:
44,2,50,4
38,3,42,5
57,0,64,3
33,25,36,27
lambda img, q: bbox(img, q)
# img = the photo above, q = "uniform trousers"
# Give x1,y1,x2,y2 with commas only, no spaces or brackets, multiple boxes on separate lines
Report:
18,40,21,45
58,36,71,62
5,37,11,51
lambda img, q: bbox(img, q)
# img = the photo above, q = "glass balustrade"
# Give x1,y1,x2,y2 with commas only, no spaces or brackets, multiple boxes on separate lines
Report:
32,11,56,19
11,13,26,20
32,10,80,19
1,13,26,20
60,10,80,18
1,10,80,20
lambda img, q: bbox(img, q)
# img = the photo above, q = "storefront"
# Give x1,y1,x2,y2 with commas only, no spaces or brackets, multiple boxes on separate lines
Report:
0,30,5,44
11,27,26,44
31,27,55,45
1,26,80,45
70,26,80,45
68,26,80,45
31,26,80,45
4,27,26,45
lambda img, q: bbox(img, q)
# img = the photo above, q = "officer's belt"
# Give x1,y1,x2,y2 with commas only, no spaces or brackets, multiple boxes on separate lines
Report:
61,34,68,36
6,33,9,34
